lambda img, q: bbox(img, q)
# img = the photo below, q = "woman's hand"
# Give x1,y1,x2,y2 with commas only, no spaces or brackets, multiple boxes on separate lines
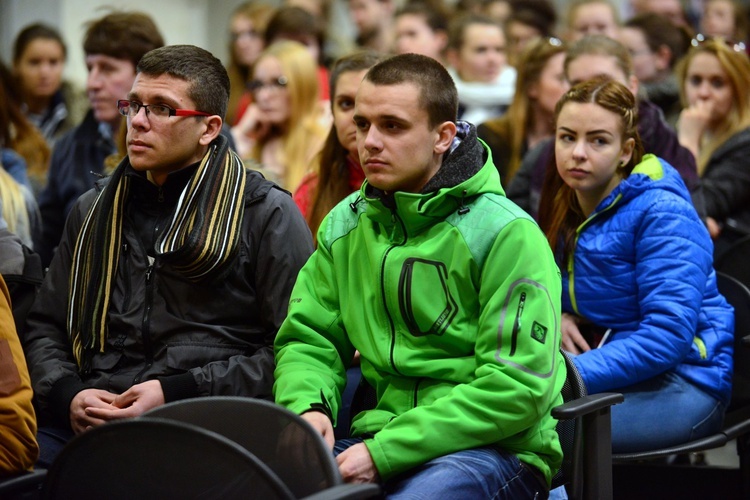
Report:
706,216,722,239
678,100,713,159
561,313,592,355
231,104,271,157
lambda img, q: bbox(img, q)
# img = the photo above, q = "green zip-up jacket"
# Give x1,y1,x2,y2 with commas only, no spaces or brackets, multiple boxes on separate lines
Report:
274,123,565,484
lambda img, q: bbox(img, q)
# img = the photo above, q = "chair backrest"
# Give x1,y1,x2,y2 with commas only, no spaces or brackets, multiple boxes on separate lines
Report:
551,350,586,499
41,418,293,500
716,272,750,418
716,235,750,290
0,469,46,500
142,397,341,498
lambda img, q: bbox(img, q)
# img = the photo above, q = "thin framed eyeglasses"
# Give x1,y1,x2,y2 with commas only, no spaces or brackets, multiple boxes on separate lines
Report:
691,33,747,53
246,76,288,94
116,100,212,120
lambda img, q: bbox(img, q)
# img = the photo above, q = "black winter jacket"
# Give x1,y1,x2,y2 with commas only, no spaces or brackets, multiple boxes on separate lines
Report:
24,163,314,428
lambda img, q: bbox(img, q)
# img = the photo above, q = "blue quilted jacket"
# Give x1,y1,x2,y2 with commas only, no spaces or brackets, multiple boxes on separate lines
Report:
562,155,734,405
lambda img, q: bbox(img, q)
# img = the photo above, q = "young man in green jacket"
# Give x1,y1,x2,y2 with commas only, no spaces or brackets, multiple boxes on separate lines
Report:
274,53,565,498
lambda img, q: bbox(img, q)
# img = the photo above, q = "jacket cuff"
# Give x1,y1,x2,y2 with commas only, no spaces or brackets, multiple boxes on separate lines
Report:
49,375,87,428
158,372,200,403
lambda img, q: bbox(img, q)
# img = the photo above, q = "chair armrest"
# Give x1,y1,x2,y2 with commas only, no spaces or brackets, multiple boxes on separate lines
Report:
742,335,750,348
551,392,624,420
303,483,382,500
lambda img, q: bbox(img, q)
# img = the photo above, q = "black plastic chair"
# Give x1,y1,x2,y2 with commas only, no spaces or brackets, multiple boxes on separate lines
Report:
551,351,624,500
609,272,750,497
0,469,46,500
41,418,293,500
142,397,381,499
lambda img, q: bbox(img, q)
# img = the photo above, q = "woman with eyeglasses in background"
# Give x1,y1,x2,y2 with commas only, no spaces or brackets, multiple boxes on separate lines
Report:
477,36,567,186
231,40,330,191
677,37,750,254
226,2,276,126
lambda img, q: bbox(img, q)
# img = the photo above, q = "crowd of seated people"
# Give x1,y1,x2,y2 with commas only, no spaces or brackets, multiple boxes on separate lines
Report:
2,1,749,497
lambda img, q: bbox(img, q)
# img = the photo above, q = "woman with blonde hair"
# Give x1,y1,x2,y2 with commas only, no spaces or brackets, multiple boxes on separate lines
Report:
478,36,567,185
232,40,330,191
677,38,750,249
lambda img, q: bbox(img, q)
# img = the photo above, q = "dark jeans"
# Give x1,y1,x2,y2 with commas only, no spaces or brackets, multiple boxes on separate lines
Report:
36,426,75,469
334,438,548,499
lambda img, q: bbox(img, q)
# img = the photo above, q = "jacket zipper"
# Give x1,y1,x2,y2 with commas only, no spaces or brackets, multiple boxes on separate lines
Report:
510,292,526,356
568,194,622,315
121,243,132,312
383,209,408,375
413,378,422,408
133,264,155,384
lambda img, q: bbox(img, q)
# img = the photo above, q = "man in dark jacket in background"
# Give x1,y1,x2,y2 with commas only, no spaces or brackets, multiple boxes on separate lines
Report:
34,11,165,267
23,44,313,467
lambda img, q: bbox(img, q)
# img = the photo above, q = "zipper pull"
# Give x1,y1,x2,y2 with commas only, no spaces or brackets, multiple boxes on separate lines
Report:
510,291,527,356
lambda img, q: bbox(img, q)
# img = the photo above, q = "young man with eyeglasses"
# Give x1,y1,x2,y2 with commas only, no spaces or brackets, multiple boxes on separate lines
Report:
273,53,564,498
24,44,314,468
33,12,165,267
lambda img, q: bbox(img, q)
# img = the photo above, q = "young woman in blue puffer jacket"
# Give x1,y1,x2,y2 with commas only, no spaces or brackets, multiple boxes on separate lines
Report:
539,76,734,453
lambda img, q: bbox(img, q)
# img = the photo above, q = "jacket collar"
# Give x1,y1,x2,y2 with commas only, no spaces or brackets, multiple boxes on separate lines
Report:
360,121,503,236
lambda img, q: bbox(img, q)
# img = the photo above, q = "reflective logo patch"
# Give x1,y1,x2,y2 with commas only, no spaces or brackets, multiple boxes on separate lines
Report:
531,321,548,344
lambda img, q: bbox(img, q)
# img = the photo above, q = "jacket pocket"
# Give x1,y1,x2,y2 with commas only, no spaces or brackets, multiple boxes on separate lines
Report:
398,258,457,337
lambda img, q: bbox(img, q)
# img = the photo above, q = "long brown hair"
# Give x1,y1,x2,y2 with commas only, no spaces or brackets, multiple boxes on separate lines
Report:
306,51,382,241
481,36,566,182
538,77,644,264
0,62,50,187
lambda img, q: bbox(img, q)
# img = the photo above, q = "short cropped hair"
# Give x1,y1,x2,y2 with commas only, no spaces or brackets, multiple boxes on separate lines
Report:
364,53,457,127
83,11,164,68
136,45,230,120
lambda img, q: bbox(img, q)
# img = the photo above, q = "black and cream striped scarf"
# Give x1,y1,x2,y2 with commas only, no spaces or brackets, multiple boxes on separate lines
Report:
67,135,246,372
